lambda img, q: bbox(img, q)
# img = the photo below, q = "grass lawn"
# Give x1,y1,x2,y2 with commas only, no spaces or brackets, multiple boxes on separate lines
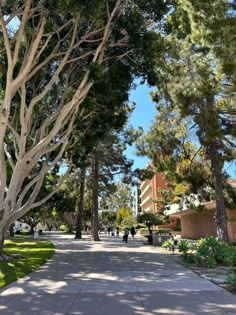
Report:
0,237,55,288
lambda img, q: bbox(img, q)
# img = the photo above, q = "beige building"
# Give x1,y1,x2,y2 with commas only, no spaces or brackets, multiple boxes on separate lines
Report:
164,179,236,242
140,179,153,212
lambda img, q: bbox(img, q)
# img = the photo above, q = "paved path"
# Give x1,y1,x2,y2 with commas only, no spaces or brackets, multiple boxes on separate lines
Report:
0,233,236,315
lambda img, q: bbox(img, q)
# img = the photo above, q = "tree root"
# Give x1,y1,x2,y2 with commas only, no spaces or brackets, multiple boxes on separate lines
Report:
0,253,23,262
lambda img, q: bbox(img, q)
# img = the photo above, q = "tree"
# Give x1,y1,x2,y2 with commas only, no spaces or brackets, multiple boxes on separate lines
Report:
74,164,86,239
89,123,138,240
0,0,171,257
100,182,134,212
19,171,60,233
116,207,133,226
19,208,44,234
136,0,236,242
137,212,168,231
99,210,117,229
121,215,137,228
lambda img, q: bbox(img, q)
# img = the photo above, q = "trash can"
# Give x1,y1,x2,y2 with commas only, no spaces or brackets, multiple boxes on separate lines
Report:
34,231,39,239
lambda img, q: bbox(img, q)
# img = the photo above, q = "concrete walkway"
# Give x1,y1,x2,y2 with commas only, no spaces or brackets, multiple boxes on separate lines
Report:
0,233,236,315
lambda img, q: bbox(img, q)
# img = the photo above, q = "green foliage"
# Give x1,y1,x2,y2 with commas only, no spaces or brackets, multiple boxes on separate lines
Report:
162,239,174,250
135,0,236,242
99,211,116,228
135,224,146,230
116,207,133,226
178,239,191,259
154,188,175,213
177,237,236,268
121,215,137,228
137,212,166,229
230,240,236,247
155,228,172,234
198,237,225,262
100,182,133,212
58,224,68,232
227,272,236,289
0,0,172,249
0,238,55,288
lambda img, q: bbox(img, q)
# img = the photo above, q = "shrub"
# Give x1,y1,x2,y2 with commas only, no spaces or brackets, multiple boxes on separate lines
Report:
135,224,146,230
156,228,172,235
162,239,174,250
180,237,235,268
230,239,236,247
178,239,191,260
227,272,236,289
224,247,236,266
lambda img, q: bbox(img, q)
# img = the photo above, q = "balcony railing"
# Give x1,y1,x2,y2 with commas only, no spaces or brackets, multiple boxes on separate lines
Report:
140,183,152,198
141,195,153,208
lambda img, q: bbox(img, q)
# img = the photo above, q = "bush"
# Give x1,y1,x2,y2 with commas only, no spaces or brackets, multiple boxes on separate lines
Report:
227,272,236,289
155,228,172,235
178,239,191,260
230,239,236,247
177,237,236,268
224,247,236,266
134,224,146,230
162,239,174,250
59,224,68,231
195,237,228,267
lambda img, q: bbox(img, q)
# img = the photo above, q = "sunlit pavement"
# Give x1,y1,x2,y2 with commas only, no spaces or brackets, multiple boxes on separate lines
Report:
0,233,236,315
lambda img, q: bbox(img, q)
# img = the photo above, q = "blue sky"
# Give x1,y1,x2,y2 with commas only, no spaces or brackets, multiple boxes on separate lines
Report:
126,82,236,178
126,82,156,170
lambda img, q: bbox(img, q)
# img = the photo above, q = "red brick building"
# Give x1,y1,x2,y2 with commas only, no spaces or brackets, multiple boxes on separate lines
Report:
140,172,171,213
140,172,177,229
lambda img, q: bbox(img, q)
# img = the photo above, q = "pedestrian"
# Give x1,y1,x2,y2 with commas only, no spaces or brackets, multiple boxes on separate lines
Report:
115,227,120,240
130,226,136,240
123,227,129,243
107,227,111,236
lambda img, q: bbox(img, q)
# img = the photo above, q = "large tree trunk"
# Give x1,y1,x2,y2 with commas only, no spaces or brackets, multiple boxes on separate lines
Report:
0,231,5,256
75,165,86,239
0,209,12,258
0,226,15,261
208,140,229,242
9,223,15,237
92,155,100,241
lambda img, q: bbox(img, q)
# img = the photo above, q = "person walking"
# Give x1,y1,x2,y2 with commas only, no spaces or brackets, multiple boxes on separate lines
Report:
115,227,120,240
130,226,136,240
123,227,129,243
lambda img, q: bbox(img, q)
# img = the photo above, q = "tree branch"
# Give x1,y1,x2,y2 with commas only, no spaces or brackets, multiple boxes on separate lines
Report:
4,143,15,170
12,0,32,67
0,5,13,64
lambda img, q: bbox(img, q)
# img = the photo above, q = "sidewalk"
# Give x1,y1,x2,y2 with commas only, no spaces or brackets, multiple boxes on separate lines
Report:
0,233,236,315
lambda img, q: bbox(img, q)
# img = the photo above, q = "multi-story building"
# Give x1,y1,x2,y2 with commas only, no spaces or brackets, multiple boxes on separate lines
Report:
140,179,152,212
140,173,171,213
132,184,142,216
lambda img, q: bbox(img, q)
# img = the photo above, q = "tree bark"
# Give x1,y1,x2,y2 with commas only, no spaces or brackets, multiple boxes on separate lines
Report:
0,231,5,255
92,155,100,241
75,165,86,239
208,139,229,242
9,223,15,237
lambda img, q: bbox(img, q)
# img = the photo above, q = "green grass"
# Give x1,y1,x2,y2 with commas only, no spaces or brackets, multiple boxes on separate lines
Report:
0,237,55,288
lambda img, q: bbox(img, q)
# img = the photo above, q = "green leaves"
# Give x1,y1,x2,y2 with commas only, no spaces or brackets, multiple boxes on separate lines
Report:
136,0,236,209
